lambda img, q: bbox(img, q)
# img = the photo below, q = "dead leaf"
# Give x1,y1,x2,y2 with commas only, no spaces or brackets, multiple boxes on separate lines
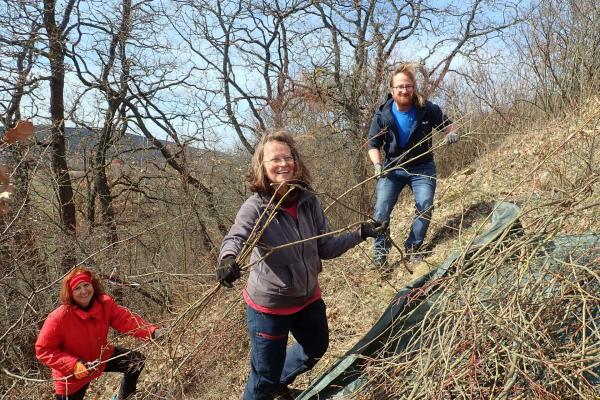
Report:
460,167,476,176
0,166,13,217
0,165,8,186
2,120,34,144
0,201,10,216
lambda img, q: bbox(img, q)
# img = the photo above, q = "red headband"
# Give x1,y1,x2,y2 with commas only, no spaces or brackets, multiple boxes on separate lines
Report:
69,272,92,292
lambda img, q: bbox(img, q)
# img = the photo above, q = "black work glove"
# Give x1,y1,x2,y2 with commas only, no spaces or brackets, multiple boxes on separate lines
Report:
216,256,241,288
360,220,389,239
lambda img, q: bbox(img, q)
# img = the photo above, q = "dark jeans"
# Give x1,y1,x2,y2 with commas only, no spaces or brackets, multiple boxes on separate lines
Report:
243,299,329,400
374,160,436,257
55,347,145,400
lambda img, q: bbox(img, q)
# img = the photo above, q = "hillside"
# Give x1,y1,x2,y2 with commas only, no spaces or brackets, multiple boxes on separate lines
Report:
17,98,598,399
114,98,597,399
3,0,599,398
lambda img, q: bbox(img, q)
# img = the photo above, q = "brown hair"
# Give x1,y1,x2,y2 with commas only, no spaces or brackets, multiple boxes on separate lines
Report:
389,62,426,107
60,267,105,306
247,131,312,193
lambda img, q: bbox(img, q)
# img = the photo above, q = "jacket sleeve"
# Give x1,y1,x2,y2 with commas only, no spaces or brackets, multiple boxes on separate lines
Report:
105,296,157,341
35,310,79,376
367,110,386,150
313,198,363,259
219,197,261,262
430,102,452,131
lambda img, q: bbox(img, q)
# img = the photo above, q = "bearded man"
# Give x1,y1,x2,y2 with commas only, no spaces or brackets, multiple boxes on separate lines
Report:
367,63,459,266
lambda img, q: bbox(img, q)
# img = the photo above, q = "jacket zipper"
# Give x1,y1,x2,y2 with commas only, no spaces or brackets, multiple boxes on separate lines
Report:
273,195,310,298
294,217,309,298
283,202,309,298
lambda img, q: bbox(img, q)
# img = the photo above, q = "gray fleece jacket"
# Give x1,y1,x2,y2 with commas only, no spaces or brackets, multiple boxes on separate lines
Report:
219,189,364,309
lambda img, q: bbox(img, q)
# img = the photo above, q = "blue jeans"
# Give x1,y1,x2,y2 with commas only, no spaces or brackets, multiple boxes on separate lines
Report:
373,160,436,258
243,299,328,400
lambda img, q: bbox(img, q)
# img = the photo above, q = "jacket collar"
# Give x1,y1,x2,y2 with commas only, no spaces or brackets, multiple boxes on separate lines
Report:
71,298,102,321
380,95,428,123
258,184,314,210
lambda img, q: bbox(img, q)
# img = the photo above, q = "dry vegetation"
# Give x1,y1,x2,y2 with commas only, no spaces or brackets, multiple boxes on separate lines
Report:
17,95,594,400
2,104,599,400
1,0,599,399
343,98,600,400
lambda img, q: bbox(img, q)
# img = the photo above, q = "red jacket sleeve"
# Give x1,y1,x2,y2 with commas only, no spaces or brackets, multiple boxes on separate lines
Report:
35,308,78,376
104,296,157,340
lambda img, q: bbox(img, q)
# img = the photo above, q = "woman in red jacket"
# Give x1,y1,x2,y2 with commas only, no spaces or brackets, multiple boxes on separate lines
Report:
36,267,161,400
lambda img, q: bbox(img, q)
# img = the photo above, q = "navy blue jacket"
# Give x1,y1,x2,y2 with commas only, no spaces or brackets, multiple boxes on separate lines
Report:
367,96,452,167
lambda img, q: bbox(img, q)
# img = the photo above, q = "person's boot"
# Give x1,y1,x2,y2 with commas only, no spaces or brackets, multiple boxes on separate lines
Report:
405,246,423,263
372,254,388,267
274,385,303,399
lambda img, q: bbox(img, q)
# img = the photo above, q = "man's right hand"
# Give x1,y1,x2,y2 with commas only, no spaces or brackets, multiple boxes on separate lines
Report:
216,257,241,288
374,163,386,178
360,220,389,239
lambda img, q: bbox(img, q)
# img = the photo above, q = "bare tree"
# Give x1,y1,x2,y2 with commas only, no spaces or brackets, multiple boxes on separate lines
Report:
172,0,311,153
305,1,422,212
66,0,136,244
513,0,600,114
0,17,40,213
0,0,81,269
69,0,229,250
42,0,78,239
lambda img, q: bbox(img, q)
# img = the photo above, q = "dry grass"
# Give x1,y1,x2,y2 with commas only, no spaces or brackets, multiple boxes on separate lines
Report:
313,97,600,399
2,96,598,399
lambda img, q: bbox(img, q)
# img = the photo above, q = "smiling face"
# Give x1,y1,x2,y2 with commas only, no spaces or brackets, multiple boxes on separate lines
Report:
72,281,94,308
390,72,415,111
263,140,295,191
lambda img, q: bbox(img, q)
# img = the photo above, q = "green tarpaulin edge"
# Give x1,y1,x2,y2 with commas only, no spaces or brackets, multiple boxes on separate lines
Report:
296,202,599,399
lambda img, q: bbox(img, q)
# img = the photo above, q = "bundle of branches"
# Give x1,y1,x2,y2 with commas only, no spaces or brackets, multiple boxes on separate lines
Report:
358,198,599,399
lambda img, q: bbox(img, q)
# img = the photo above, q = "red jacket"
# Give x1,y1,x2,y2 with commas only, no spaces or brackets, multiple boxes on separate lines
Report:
35,294,157,395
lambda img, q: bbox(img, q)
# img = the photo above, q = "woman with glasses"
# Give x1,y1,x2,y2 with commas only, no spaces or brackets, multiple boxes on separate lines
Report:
216,131,386,399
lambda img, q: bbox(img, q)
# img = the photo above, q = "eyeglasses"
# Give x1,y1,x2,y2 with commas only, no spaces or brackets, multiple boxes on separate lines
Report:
392,84,414,91
264,156,294,165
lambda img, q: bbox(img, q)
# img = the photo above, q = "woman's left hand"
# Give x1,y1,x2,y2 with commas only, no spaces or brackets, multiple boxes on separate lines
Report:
73,361,90,379
152,328,166,341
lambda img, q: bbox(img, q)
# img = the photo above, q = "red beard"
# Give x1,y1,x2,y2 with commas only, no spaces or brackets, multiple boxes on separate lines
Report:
394,94,413,109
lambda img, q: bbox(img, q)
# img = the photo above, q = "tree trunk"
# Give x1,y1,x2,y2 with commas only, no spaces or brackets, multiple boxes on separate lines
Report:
94,115,119,244
43,0,77,269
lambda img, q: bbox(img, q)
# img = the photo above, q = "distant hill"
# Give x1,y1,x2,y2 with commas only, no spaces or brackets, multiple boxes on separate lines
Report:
2,124,232,168
32,125,174,164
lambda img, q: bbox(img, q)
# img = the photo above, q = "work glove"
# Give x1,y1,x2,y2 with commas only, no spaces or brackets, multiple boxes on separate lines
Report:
216,256,241,288
73,361,90,379
360,220,389,240
152,328,166,341
446,131,459,144
374,163,387,178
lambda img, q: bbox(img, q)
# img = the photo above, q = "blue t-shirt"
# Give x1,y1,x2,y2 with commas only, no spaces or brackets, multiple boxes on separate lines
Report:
391,104,416,147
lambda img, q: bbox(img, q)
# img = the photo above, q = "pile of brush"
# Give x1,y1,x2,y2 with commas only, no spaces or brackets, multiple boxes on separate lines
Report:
360,193,600,399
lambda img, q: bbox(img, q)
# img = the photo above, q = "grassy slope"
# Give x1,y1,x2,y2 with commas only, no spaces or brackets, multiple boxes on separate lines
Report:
291,97,600,395
62,98,598,399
